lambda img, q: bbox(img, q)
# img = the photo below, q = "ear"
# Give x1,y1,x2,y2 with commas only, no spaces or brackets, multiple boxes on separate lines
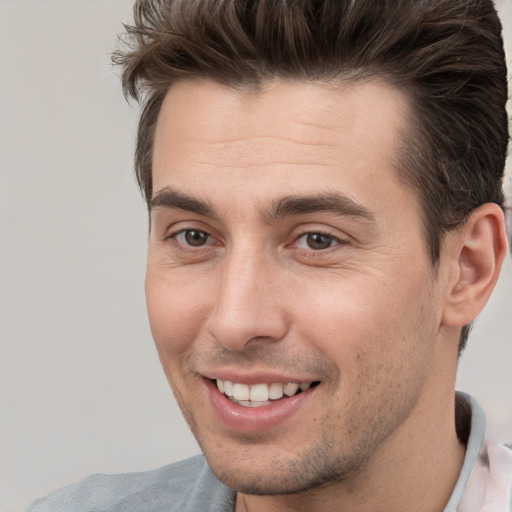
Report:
441,203,508,328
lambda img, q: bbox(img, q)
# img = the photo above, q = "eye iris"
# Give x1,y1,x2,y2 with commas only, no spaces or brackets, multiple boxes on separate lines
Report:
306,233,333,250
184,230,208,246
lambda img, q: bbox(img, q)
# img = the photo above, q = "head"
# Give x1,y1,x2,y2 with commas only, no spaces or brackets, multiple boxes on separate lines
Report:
114,0,509,500
115,0,508,354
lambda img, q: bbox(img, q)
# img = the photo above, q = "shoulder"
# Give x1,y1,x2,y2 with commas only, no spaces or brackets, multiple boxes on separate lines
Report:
27,455,236,512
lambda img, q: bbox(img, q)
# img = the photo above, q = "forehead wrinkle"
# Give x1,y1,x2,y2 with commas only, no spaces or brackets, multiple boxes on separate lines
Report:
200,134,338,150
193,133,340,164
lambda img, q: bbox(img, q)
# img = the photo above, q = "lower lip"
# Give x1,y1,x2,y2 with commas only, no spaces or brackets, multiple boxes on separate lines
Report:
205,379,316,432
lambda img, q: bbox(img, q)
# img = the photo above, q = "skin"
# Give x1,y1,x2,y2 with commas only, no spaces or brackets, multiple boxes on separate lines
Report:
145,78,504,511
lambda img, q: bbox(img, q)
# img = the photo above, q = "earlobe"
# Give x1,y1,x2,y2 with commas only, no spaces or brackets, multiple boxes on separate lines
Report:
442,203,508,328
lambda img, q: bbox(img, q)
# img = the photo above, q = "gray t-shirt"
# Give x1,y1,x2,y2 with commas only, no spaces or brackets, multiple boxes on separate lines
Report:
29,455,235,512
27,393,512,512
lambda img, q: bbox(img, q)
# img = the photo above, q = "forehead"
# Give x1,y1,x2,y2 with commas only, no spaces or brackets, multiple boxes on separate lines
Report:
152,78,412,212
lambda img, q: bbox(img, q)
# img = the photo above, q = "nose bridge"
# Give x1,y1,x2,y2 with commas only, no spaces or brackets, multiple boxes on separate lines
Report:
206,243,287,351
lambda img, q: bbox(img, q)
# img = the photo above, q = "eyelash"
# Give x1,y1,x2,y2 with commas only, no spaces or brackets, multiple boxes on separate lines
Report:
293,231,346,251
166,228,346,255
167,229,215,249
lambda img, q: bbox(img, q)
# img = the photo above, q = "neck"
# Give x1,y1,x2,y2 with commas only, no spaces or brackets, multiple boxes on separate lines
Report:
236,391,466,512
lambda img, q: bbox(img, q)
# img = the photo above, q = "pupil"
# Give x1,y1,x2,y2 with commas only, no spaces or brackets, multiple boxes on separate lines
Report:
185,230,207,246
307,233,332,250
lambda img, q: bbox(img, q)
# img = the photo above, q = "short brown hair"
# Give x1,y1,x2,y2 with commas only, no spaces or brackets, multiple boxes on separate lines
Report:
114,0,508,351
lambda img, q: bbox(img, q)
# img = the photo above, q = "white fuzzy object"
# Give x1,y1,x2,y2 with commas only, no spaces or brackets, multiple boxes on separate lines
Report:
458,442,512,512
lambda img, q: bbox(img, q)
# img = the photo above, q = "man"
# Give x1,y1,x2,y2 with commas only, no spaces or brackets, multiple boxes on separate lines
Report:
29,0,511,511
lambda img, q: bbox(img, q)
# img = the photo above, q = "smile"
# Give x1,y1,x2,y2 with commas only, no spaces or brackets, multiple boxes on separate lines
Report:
216,379,318,408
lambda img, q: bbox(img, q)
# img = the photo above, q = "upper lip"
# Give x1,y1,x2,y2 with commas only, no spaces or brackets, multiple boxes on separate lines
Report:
200,369,320,385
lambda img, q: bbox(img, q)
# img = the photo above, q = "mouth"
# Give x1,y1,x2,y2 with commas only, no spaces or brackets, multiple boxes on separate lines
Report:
214,379,320,408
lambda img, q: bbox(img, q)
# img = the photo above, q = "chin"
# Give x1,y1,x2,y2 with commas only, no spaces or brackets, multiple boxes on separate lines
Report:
200,437,365,496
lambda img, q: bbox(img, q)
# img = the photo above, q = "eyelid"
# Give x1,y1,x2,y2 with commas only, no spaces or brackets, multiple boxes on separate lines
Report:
297,231,341,247
293,228,348,245
160,219,216,241
167,227,216,245
177,228,209,242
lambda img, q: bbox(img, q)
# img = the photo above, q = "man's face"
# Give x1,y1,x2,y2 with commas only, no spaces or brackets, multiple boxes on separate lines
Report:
146,79,447,494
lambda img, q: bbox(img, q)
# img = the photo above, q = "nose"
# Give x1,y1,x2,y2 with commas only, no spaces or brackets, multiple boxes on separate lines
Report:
206,249,288,352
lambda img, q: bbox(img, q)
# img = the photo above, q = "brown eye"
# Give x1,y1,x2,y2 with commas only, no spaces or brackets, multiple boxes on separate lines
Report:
303,233,336,250
179,230,210,247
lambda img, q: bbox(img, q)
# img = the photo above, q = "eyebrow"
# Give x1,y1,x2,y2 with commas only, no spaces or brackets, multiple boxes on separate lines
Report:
267,193,375,222
150,187,214,217
150,187,374,223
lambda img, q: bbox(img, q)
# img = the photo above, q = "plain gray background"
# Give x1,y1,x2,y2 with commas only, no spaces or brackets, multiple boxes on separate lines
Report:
1,1,511,511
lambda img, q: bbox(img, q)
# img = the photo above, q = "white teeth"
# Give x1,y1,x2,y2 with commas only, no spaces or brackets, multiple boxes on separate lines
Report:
235,399,272,408
268,382,284,400
232,383,250,401
249,383,269,402
223,380,234,397
216,379,314,405
284,383,299,396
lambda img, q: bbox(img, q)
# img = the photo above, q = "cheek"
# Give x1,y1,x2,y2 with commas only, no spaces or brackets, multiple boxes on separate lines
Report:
145,270,210,361
293,277,382,349
293,273,432,375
